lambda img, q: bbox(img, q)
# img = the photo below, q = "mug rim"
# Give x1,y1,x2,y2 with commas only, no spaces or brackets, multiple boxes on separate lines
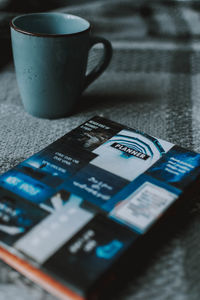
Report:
10,12,91,37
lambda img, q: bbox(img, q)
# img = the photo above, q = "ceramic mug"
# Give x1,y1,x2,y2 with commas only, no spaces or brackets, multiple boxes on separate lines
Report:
10,13,112,118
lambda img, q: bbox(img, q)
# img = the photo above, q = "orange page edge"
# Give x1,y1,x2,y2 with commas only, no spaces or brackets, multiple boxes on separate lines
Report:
0,246,84,300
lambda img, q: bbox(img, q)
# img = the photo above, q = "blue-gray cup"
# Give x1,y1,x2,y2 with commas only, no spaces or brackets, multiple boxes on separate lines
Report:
10,13,112,118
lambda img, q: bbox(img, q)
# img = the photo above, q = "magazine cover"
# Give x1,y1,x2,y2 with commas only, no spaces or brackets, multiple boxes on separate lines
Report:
0,116,200,300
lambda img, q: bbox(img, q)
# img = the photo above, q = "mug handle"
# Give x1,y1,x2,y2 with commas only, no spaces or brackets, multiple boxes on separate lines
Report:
83,36,113,90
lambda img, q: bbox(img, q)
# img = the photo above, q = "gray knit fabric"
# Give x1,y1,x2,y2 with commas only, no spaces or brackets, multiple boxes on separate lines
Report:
1,0,200,299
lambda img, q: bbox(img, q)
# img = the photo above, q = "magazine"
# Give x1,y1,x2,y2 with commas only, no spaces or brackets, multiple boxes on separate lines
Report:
0,116,200,300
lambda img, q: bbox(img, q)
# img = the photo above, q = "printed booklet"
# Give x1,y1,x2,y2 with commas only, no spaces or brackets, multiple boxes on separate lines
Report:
0,116,200,300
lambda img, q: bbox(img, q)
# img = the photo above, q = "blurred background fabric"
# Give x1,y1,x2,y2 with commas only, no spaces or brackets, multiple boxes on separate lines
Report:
1,0,200,299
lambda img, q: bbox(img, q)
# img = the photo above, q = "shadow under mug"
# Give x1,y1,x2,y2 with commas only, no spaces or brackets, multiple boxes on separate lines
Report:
10,13,112,119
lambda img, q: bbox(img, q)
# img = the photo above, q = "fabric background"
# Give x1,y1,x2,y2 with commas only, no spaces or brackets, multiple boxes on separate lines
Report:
1,0,200,299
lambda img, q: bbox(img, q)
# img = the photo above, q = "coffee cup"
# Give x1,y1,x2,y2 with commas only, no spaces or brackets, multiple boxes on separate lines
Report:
10,13,112,118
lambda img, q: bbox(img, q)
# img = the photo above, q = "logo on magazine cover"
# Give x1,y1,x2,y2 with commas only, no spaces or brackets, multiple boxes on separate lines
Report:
111,142,150,160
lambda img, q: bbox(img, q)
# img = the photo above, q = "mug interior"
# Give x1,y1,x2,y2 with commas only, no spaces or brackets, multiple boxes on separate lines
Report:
11,13,90,36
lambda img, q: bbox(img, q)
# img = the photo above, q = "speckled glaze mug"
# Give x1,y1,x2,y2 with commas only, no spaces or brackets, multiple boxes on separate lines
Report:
10,13,112,118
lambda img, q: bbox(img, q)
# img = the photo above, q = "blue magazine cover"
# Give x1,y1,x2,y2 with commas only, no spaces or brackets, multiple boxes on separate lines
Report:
0,116,200,300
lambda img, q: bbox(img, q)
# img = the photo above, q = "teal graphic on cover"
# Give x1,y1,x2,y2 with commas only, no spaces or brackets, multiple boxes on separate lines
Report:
91,129,173,181
96,239,123,259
